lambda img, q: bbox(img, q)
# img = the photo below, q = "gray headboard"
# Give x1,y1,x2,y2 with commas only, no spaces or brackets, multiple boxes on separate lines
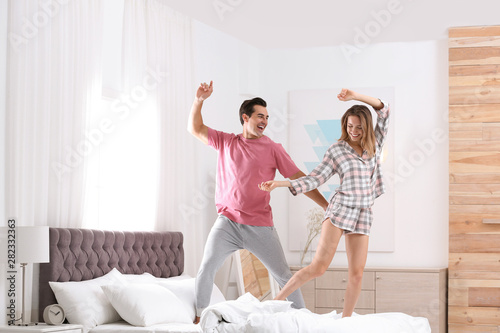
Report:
38,228,184,319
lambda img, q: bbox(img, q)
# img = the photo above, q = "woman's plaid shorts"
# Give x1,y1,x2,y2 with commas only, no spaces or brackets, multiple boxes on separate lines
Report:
326,201,373,235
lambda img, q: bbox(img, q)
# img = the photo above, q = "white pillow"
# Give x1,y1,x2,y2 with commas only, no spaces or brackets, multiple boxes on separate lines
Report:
122,272,156,283
156,277,226,320
49,268,125,332
101,283,192,326
161,273,192,281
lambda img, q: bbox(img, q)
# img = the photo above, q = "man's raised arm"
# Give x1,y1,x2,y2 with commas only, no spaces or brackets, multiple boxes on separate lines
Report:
187,81,213,145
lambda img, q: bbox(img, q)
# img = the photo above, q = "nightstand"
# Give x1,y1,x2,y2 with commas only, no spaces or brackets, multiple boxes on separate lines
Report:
0,324,83,333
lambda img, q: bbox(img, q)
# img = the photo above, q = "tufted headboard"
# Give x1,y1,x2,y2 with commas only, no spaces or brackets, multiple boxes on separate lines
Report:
38,228,184,319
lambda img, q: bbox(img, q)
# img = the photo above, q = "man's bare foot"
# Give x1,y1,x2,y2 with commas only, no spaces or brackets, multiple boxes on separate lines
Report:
194,316,200,324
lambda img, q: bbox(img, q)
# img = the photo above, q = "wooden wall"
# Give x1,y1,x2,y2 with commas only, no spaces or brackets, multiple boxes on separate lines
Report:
449,25,500,332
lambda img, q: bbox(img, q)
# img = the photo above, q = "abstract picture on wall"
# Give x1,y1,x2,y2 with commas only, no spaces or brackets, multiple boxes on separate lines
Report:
287,87,395,254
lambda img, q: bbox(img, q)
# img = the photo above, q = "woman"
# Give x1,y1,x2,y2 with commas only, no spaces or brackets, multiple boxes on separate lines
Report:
258,88,390,317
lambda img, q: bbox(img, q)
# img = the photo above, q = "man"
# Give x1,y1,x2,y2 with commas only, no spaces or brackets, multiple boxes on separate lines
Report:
188,81,328,323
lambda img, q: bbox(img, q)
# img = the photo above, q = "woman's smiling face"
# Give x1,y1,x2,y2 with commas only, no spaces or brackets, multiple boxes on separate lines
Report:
347,115,363,142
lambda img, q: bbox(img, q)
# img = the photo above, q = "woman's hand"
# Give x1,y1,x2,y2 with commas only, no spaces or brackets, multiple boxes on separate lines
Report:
337,88,383,109
337,88,358,102
258,180,290,192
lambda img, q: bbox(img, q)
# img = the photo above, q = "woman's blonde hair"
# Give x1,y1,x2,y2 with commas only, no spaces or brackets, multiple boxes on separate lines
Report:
339,105,376,158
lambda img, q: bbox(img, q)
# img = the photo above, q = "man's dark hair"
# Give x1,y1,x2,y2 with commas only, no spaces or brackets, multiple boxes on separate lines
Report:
239,97,267,125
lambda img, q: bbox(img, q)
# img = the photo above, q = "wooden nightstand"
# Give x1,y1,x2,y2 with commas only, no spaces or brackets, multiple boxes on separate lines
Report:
0,324,83,333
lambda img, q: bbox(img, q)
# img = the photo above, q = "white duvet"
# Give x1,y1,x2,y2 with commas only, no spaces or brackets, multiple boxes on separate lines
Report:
200,293,431,333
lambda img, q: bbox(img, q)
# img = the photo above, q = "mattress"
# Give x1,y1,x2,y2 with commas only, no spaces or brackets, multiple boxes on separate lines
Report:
89,321,201,333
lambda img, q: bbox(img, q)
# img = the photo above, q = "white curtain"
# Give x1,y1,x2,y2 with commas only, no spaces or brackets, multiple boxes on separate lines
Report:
6,0,103,228
122,0,202,276
6,0,103,321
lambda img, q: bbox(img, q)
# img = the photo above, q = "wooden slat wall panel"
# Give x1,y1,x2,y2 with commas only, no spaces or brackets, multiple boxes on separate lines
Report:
449,306,500,325
450,195,500,205
469,288,500,307
450,173,500,184
450,141,500,152
449,26,500,38
451,205,500,214
450,218,500,236
483,219,500,224
449,131,483,141
450,183,500,192
450,234,500,252
450,271,500,281
449,74,500,86
449,47,500,66
449,37,500,49
449,324,500,333
449,25,500,332
449,253,500,274
484,124,500,141
449,152,500,173
449,86,500,104
450,64,500,77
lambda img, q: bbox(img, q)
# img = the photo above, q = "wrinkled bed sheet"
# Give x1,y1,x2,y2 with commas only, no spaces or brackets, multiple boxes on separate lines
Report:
200,293,431,333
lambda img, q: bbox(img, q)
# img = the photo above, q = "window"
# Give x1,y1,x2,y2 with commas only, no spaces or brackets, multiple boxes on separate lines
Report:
82,95,159,231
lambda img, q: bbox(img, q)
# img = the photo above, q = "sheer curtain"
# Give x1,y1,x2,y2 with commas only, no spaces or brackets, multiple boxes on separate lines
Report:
6,0,103,321
122,0,202,276
6,0,103,227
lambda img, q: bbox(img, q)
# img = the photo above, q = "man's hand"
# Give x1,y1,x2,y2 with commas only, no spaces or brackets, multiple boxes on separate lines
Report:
188,81,213,144
196,81,213,102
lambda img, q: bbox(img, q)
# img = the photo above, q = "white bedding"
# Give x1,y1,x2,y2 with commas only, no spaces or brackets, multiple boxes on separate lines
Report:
200,293,432,333
49,271,224,333
89,321,201,333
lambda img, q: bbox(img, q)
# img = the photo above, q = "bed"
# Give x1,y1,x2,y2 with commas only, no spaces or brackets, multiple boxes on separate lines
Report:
38,228,213,333
38,228,431,333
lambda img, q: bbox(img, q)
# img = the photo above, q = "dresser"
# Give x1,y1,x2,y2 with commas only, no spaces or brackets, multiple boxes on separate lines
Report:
291,266,447,333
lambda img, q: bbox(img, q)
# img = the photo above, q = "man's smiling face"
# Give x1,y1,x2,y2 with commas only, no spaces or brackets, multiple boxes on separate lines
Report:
243,105,269,139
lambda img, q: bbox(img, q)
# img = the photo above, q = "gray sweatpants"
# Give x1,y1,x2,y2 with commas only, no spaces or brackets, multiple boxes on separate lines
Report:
195,215,305,316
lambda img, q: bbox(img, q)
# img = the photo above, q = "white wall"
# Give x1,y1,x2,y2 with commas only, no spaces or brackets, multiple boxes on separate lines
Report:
1,0,8,325
192,21,449,284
